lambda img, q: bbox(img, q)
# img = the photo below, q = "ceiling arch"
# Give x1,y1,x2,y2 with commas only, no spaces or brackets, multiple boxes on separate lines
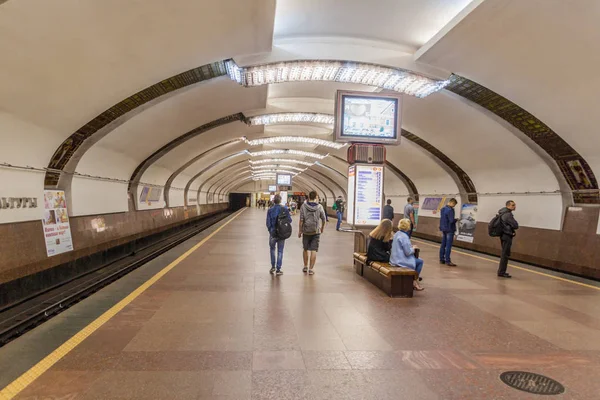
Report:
39,52,596,208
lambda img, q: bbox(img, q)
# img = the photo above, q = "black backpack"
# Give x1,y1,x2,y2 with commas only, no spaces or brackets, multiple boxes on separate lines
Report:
488,214,503,237
275,206,292,239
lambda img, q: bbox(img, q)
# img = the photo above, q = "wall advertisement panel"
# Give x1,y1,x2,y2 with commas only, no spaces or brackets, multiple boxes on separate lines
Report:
354,165,384,226
457,203,478,243
346,166,355,226
42,190,74,257
419,196,450,218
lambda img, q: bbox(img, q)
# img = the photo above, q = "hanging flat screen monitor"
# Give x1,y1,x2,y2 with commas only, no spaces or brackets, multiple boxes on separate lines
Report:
334,90,402,145
268,185,277,192
276,174,292,186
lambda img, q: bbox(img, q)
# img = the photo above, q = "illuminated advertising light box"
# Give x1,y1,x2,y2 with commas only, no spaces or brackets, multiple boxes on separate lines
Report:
352,164,384,227
334,90,402,145
276,174,292,186
268,185,277,192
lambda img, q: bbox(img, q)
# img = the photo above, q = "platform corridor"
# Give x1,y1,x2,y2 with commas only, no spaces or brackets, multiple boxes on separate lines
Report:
2,208,600,399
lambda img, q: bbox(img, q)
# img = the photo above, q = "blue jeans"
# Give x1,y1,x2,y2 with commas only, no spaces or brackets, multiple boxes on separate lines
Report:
439,232,454,262
414,258,424,276
336,211,343,230
269,235,285,270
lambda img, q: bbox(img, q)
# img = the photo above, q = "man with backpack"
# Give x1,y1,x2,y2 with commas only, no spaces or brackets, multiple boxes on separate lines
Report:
333,196,345,231
298,191,327,275
266,194,292,276
489,200,519,278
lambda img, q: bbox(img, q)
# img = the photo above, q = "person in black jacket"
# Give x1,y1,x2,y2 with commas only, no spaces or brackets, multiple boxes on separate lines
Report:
497,200,519,278
383,199,394,221
366,219,394,263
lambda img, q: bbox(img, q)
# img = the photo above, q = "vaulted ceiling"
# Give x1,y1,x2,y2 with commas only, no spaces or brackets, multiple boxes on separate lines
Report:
1,0,598,229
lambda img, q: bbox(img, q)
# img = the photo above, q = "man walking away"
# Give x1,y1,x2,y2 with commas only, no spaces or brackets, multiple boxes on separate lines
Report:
299,191,327,275
266,195,292,276
404,197,415,237
383,199,395,221
320,199,329,222
439,198,458,267
334,196,345,231
497,200,519,278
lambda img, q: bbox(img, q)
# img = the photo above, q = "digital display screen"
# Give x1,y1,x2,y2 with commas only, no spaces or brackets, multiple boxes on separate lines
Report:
353,165,384,226
277,174,291,185
334,90,402,145
346,166,355,226
268,185,277,192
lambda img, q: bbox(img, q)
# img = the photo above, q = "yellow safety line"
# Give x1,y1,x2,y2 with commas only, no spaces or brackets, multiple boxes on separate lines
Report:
0,208,246,400
412,238,600,291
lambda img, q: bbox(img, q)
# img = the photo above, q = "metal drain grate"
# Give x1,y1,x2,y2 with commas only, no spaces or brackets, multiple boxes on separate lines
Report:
500,371,565,395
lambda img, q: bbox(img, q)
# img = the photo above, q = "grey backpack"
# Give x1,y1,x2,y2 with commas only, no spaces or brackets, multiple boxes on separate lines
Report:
302,204,323,234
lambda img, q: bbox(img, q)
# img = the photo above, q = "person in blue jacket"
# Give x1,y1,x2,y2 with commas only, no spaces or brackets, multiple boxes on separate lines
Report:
439,198,458,266
266,195,292,276
390,218,424,291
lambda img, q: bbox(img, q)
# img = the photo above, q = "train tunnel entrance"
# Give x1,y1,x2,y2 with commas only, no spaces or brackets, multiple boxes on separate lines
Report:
229,193,250,211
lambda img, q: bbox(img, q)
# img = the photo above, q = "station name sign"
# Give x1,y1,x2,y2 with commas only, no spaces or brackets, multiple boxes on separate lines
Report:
0,197,38,209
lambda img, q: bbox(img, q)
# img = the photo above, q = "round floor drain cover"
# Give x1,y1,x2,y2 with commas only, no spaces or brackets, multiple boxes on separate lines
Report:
500,371,565,395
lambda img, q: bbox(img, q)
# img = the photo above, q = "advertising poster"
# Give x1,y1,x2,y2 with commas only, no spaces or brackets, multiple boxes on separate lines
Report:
42,190,74,257
419,196,450,217
139,186,162,205
354,165,384,226
457,203,478,243
347,166,355,225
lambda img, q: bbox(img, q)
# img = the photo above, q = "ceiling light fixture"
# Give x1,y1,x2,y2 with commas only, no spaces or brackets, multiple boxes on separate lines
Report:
248,149,328,159
226,60,449,98
252,169,301,175
252,165,306,172
245,136,345,149
247,113,334,126
249,159,315,167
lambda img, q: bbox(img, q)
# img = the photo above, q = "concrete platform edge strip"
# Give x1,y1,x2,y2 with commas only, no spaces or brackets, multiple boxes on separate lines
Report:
412,239,600,291
0,208,247,400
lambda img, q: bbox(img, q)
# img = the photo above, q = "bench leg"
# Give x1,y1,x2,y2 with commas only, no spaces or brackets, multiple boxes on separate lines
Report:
354,260,364,276
388,275,414,298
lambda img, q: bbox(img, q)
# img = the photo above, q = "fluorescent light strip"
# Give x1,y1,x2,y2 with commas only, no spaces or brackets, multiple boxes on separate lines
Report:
252,165,306,172
226,60,449,98
252,169,300,175
249,159,315,167
245,136,345,150
248,149,328,159
247,113,334,126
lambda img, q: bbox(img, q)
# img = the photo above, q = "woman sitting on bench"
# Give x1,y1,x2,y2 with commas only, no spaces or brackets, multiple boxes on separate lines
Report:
390,218,425,291
366,219,394,263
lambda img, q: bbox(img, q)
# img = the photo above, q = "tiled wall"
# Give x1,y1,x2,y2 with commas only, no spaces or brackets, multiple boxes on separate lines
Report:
400,209,600,280
0,203,228,285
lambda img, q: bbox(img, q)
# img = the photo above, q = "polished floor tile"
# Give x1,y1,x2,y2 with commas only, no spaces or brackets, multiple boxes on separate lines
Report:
8,208,600,399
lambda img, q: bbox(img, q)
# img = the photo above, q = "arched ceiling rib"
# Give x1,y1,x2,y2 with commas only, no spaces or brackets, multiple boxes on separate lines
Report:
40,56,596,205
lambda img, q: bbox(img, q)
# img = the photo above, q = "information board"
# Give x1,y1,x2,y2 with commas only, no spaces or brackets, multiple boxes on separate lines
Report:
354,165,384,226
42,190,74,257
346,166,355,226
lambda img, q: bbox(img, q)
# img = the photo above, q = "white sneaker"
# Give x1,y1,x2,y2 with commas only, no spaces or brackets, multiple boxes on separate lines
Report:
302,267,308,273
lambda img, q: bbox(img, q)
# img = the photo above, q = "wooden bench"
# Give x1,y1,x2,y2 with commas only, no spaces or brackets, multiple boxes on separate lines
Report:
353,252,418,298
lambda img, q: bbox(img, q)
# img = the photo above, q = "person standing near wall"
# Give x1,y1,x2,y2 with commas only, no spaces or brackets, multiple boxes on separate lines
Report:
497,200,519,278
334,196,345,231
383,199,395,221
403,197,415,237
439,198,458,267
